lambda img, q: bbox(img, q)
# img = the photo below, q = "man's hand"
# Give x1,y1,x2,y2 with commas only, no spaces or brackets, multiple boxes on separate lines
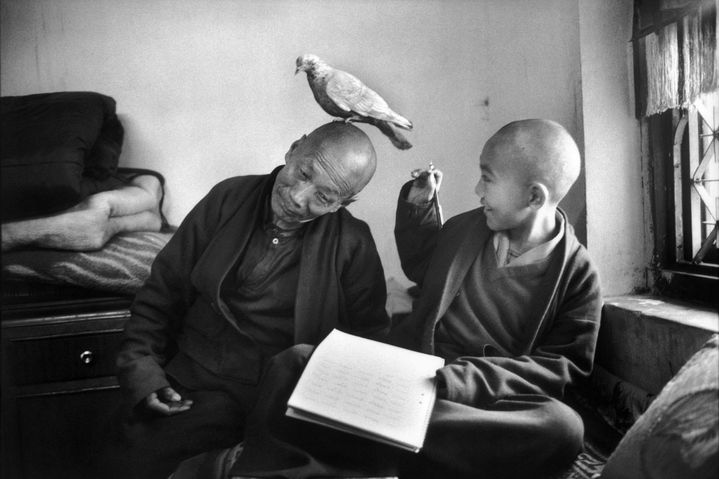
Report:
407,163,443,205
144,386,193,416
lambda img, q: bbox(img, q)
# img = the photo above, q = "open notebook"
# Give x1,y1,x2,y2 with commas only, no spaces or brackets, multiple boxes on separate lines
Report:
286,329,444,452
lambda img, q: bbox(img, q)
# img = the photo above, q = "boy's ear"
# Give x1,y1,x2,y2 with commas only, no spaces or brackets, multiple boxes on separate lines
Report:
528,182,549,209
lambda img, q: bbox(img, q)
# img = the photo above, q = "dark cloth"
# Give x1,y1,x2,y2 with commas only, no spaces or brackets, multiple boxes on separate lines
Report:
229,345,408,479
222,192,304,356
117,167,389,407
171,443,245,479
391,181,601,475
105,168,389,478
435,230,555,361
1,91,125,220
225,181,600,479
392,181,602,406
228,345,584,479
97,376,257,479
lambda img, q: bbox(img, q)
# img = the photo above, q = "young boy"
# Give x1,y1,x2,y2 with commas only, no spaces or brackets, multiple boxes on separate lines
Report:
391,118,602,478
175,119,602,479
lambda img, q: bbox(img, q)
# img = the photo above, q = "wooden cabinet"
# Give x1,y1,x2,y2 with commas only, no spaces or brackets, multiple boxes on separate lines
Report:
1,297,132,479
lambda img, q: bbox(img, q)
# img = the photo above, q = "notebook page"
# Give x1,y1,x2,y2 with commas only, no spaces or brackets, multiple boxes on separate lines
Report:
287,329,444,450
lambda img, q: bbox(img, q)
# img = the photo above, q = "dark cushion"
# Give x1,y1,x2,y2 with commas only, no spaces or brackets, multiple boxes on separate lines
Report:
1,91,125,221
600,334,718,479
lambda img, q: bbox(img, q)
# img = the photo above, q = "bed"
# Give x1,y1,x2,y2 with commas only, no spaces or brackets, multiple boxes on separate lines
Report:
1,91,172,300
0,91,172,479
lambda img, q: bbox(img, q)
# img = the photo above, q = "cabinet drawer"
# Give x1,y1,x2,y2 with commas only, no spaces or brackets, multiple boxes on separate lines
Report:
9,331,124,386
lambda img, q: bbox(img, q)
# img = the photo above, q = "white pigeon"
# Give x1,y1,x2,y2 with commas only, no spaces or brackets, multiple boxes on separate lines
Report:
295,54,413,150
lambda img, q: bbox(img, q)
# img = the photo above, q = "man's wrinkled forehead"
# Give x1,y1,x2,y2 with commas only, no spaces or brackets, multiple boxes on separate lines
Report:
300,144,358,198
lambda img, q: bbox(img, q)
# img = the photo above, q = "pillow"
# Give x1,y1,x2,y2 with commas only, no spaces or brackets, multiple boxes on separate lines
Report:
1,231,173,295
600,334,719,479
1,91,125,221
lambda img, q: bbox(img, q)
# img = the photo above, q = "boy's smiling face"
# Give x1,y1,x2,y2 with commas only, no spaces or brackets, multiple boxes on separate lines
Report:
474,140,532,232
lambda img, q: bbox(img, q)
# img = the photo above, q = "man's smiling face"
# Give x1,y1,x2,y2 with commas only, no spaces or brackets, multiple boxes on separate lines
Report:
271,144,347,228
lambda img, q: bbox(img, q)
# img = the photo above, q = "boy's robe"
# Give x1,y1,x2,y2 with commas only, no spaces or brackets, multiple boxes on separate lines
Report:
225,182,602,479
393,180,602,406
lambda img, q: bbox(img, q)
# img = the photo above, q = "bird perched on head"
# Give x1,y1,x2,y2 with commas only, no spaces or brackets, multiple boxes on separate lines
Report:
295,54,413,150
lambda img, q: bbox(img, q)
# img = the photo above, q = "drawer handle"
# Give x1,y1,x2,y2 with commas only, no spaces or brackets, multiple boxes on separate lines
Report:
79,350,95,365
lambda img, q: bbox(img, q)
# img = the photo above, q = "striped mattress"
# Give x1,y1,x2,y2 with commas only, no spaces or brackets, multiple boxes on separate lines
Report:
1,231,173,295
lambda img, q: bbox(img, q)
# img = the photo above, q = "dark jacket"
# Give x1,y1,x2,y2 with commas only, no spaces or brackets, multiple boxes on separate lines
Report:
118,169,389,406
393,181,602,407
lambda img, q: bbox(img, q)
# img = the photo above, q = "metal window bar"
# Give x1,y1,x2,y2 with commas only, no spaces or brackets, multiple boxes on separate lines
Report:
673,115,687,262
674,92,719,267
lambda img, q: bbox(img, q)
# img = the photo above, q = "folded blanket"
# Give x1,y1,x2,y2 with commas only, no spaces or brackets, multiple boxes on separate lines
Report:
1,231,172,295
1,91,126,221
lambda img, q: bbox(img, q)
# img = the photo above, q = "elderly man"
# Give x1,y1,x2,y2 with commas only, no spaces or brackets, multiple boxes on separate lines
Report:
99,121,389,479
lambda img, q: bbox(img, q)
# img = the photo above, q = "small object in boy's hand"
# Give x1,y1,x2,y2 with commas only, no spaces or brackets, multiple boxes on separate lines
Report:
411,163,436,185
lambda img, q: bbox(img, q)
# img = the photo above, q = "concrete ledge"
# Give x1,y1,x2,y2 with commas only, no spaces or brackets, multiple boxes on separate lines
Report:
595,295,718,396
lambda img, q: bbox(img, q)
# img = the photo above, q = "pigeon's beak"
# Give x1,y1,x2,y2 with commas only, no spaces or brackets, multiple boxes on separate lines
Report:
294,67,300,75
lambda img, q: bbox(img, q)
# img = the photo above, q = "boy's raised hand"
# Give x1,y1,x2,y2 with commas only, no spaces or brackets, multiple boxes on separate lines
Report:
408,163,443,204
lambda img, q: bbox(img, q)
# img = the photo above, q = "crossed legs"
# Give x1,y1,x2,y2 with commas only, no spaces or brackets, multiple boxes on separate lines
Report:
226,345,584,479
413,395,584,478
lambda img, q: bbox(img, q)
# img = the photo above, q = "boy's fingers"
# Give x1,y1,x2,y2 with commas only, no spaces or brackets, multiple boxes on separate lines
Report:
411,164,439,181
434,170,443,191
407,165,442,204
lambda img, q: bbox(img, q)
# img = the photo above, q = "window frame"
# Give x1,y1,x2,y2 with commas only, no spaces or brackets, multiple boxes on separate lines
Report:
645,105,718,305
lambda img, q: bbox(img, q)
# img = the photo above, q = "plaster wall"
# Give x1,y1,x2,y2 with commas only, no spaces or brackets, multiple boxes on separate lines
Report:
2,0,590,287
579,0,647,295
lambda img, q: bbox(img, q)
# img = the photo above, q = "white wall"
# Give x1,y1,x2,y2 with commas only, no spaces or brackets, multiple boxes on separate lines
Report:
1,0,589,287
579,0,647,295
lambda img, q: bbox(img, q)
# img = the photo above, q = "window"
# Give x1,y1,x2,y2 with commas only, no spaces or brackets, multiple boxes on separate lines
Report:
672,94,718,270
645,94,718,304
633,0,717,304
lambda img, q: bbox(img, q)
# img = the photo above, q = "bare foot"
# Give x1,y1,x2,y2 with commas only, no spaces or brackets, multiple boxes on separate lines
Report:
1,175,165,252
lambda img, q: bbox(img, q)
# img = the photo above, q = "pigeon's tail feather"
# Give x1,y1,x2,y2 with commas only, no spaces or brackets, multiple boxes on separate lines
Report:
362,117,412,150
388,112,413,131
381,123,413,150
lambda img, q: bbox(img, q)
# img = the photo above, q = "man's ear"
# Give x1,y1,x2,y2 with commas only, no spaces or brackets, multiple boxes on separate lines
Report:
528,182,549,209
340,195,357,207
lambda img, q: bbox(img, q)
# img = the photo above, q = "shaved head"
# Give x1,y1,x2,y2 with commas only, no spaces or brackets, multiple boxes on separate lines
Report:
486,119,580,204
272,122,376,229
298,121,377,199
